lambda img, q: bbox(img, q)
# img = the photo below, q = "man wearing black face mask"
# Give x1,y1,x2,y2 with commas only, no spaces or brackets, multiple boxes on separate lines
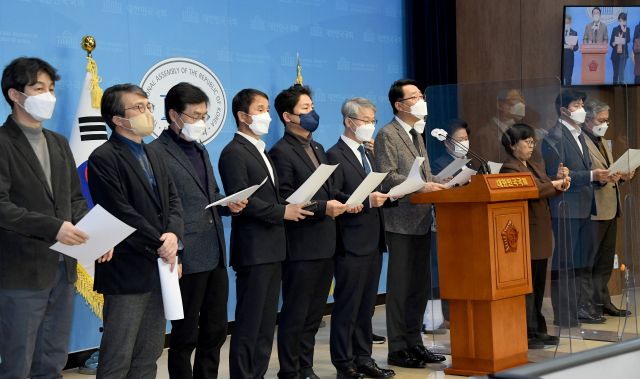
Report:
270,84,350,379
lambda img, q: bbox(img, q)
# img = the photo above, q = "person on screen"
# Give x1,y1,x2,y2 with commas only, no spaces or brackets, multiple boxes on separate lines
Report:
610,13,631,84
430,119,476,181
583,7,608,44
500,124,570,350
634,21,640,84
564,14,579,85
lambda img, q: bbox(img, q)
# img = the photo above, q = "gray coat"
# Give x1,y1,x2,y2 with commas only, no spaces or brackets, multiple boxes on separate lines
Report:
149,130,230,275
374,118,441,235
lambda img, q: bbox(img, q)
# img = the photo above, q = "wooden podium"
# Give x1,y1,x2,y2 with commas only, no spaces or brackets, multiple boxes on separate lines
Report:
579,43,608,84
411,173,538,376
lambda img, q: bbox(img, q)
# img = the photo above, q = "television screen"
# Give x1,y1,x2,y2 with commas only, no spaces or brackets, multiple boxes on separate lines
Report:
562,6,640,85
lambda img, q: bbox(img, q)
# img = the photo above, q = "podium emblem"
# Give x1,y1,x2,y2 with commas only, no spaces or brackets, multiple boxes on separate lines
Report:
501,220,519,253
588,61,598,72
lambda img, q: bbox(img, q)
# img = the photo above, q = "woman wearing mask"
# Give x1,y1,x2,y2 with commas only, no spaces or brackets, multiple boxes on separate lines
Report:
500,124,571,350
610,12,631,84
430,119,476,183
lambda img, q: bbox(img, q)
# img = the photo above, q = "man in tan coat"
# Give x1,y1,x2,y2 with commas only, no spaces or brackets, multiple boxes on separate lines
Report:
583,7,608,44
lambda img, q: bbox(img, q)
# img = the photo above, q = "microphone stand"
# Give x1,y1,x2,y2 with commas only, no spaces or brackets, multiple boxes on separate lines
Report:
440,134,492,175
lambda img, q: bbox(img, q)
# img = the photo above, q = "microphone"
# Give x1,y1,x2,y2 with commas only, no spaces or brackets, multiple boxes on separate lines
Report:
431,128,492,174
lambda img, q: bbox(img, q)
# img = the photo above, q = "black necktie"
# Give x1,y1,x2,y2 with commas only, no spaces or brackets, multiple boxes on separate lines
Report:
409,128,423,156
357,145,371,174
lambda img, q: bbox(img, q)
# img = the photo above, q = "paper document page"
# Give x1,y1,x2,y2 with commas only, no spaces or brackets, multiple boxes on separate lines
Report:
286,164,339,204
345,172,388,208
206,177,268,208
565,35,578,45
158,258,184,320
387,157,426,198
607,149,640,175
488,161,503,174
50,205,136,279
446,169,477,189
615,37,626,45
436,158,471,179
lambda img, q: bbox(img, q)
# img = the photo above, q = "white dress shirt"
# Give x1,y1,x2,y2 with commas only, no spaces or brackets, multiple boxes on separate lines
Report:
559,119,593,181
395,116,414,141
340,134,371,169
236,131,275,184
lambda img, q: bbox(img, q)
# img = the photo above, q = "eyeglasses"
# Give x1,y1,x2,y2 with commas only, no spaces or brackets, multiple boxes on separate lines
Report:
181,112,210,123
125,103,154,113
351,117,378,125
399,94,425,103
524,140,537,147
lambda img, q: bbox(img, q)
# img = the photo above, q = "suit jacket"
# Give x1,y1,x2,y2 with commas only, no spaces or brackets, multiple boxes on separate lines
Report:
326,138,397,257
583,21,608,44
430,152,476,178
88,133,184,295
541,121,595,219
218,134,287,268
374,118,442,235
500,156,560,260
581,132,622,221
634,24,640,76
564,29,579,58
0,116,89,290
149,130,230,274
610,25,631,59
269,132,337,261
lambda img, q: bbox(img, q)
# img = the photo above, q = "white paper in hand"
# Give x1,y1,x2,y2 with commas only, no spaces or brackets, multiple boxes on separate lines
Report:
286,164,339,204
345,172,388,208
615,37,626,46
50,205,136,279
158,258,184,320
445,169,477,189
565,35,578,46
387,157,426,198
206,177,268,208
436,158,471,179
607,149,640,175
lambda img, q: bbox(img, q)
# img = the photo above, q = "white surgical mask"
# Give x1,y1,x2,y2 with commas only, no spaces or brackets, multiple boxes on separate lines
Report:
590,120,608,137
401,99,428,119
178,117,206,142
17,91,56,122
350,119,375,142
413,119,426,134
243,111,271,136
568,107,587,124
593,14,601,22
511,102,526,118
452,140,469,158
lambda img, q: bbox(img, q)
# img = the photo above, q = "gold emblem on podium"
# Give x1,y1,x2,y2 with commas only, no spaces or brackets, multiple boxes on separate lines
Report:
501,220,519,253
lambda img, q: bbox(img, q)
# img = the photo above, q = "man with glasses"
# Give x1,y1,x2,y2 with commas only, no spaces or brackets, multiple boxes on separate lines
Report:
149,83,247,378
374,79,446,369
88,84,184,378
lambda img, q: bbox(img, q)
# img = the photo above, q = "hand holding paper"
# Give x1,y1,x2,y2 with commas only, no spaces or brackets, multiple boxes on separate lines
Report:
206,177,268,208
345,172,388,208
387,158,427,197
286,164,339,204
607,149,640,176
445,169,477,189
158,258,184,320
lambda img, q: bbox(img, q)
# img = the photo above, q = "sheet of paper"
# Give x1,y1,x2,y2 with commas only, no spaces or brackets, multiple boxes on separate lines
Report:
436,158,471,179
158,258,184,320
50,205,136,279
607,149,640,175
387,157,426,198
488,161,503,174
206,177,268,208
446,169,477,189
286,164,339,204
615,37,626,46
345,172,388,208
565,35,578,46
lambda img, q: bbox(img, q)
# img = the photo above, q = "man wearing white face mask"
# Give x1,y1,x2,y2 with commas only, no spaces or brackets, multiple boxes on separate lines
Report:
148,83,247,378
582,100,634,318
563,14,579,85
583,7,608,44
88,84,185,378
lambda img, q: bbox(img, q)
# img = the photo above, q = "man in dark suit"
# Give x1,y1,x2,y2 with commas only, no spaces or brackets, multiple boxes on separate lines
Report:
270,84,349,379
374,79,446,369
218,88,312,379
430,119,476,178
563,14,579,85
0,57,103,379
541,90,611,327
149,83,247,379
326,97,397,379
88,84,184,378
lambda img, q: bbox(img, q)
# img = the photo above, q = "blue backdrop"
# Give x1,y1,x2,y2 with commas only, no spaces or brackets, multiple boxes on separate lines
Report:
564,6,640,85
0,0,406,353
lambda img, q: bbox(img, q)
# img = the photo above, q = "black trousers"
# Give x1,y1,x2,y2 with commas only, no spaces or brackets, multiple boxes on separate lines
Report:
229,262,282,379
636,75,640,85
168,264,229,379
563,53,574,85
612,55,628,84
526,259,548,338
330,251,383,371
589,218,618,306
277,258,334,379
385,231,432,353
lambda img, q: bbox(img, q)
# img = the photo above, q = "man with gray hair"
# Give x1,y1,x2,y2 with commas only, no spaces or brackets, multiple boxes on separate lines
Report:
326,97,397,378
582,99,634,318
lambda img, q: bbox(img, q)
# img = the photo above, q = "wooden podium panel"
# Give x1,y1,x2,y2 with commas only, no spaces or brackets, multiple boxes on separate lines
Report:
412,173,538,376
579,43,608,85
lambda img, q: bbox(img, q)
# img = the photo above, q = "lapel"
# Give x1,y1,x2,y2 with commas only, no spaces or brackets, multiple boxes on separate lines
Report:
145,145,165,208
202,148,216,203
311,139,332,195
111,134,161,209
159,130,207,195
44,130,64,201
234,134,277,190
582,133,608,167
284,132,317,173
390,119,420,158
338,138,366,179
5,117,54,200
560,123,588,167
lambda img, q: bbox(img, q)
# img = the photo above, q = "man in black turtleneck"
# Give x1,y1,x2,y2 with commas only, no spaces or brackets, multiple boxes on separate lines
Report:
270,85,351,379
148,83,246,379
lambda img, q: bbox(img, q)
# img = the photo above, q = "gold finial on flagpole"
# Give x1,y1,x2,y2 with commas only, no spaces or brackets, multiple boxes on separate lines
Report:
295,53,303,85
81,35,96,58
